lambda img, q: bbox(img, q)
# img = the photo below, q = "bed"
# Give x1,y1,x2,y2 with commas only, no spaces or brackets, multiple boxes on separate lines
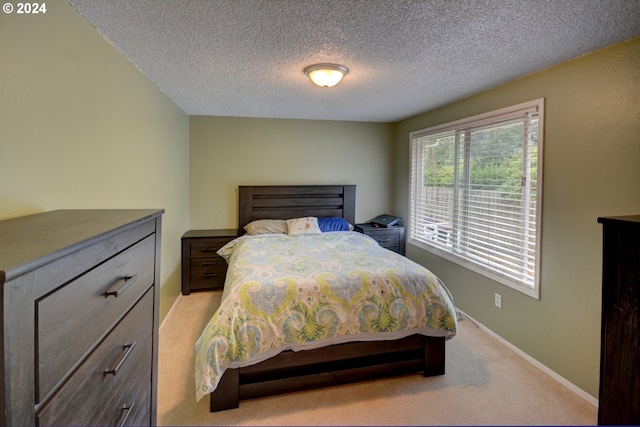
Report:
195,185,457,411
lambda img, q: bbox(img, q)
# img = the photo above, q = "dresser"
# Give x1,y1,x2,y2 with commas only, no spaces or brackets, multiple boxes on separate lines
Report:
181,229,237,295
354,223,406,255
597,215,640,425
0,209,163,427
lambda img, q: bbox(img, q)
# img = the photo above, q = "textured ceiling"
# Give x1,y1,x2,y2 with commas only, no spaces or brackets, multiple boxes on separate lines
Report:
69,0,640,123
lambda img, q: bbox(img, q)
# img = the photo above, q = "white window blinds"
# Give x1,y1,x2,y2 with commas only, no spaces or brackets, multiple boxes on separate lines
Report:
409,99,544,298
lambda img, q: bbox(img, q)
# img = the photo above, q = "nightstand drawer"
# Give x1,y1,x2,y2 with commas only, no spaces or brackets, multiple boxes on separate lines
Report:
190,257,225,275
190,257,227,286
190,239,228,257
354,223,406,256
367,232,399,247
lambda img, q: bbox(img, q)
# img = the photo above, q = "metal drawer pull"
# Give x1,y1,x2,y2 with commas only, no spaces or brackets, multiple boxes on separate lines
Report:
202,247,219,252
378,238,392,242
203,273,218,278
202,261,218,266
104,341,137,376
104,274,138,298
116,402,135,427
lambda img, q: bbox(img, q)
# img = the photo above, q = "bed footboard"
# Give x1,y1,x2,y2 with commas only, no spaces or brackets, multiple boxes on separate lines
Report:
209,335,445,412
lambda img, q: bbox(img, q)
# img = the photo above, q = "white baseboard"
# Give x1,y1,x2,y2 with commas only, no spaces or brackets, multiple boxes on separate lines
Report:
456,308,599,408
159,292,183,334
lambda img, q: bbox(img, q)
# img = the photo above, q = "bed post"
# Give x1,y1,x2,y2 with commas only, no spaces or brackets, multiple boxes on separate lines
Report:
423,336,445,376
343,185,356,224
238,186,254,234
210,369,240,412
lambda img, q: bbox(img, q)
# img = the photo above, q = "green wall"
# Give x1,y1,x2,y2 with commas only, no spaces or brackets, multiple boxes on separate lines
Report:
392,37,640,398
0,1,190,321
189,116,394,229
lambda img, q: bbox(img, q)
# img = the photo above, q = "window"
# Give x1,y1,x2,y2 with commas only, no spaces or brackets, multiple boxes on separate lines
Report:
409,99,544,298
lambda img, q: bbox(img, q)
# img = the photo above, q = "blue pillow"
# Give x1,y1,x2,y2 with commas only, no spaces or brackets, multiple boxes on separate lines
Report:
318,217,351,232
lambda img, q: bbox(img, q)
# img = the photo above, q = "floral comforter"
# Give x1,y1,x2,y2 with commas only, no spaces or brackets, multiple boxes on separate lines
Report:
195,231,457,401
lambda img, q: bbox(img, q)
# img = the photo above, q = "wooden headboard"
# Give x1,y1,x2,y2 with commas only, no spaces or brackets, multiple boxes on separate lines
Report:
238,185,356,234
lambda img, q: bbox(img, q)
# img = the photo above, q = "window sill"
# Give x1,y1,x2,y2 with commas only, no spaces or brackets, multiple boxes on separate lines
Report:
408,238,540,300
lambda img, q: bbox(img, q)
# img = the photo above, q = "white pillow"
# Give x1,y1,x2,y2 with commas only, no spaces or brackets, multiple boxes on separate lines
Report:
243,219,288,235
286,217,322,234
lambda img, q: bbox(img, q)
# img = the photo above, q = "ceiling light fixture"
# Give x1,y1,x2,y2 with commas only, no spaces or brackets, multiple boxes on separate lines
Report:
303,63,348,88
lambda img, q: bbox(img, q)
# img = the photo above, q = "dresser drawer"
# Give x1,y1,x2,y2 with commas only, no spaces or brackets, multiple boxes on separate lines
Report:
36,289,153,427
36,234,156,402
190,238,229,257
95,338,152,427
100,349,153,427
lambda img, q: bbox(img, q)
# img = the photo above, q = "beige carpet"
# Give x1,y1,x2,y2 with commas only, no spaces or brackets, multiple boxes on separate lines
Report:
158,291,597,426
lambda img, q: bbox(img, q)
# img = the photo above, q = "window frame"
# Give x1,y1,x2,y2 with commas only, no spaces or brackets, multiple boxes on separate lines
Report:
408,99,544,299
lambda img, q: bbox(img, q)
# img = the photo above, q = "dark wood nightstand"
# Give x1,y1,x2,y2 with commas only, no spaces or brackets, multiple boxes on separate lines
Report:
181,229,237,295
354,223,406,256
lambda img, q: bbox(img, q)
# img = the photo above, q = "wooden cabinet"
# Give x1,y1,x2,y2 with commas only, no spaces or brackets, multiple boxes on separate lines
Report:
181,229,237,294
0,209,163,427
597,215,640,425
354,223,406,256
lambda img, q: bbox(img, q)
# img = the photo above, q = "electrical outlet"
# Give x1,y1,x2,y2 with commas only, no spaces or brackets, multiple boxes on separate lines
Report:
494,293,502,309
